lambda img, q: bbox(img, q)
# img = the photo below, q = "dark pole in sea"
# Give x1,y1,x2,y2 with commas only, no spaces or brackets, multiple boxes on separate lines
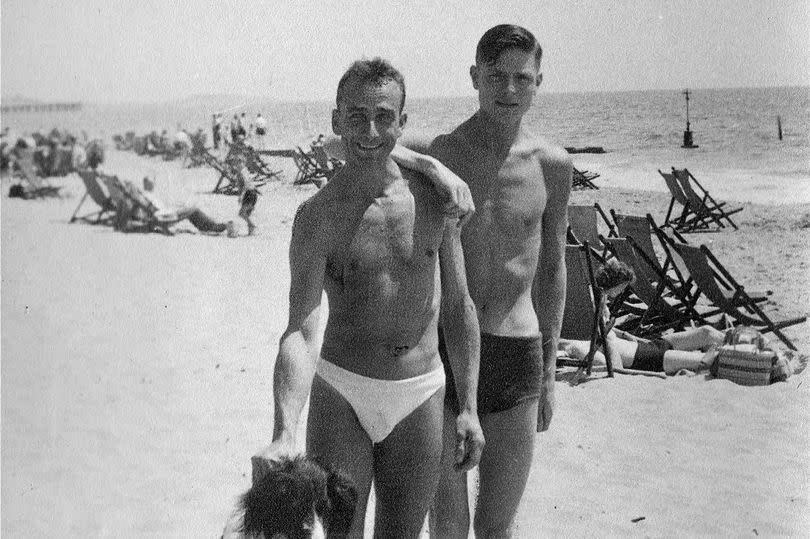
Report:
777,115,783,141
681,89,698,148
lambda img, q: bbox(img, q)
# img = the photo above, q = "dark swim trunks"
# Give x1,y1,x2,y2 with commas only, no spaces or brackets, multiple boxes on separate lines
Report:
630,338,673,372
439,329,544,415
240,188,259,217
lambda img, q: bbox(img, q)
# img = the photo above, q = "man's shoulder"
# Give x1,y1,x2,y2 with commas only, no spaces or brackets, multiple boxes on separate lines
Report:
532,136,571,166
400,168,443,212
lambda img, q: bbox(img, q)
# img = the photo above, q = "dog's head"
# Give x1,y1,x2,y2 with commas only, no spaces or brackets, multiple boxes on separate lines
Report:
237,456,357,539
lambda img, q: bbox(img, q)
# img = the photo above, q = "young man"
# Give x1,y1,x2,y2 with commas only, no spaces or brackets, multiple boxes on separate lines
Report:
251,58,485,539
393,25,572,538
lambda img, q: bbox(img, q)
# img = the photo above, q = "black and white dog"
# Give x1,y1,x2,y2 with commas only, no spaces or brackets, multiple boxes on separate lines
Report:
222,456,357,539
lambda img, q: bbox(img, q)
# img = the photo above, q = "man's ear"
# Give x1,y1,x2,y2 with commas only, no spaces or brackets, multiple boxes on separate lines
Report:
536,72,543,87
398,112,408,129
470,65,480,90
331,109,341,135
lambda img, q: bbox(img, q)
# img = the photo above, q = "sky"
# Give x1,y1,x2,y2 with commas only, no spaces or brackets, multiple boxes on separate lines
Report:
2,0,809,103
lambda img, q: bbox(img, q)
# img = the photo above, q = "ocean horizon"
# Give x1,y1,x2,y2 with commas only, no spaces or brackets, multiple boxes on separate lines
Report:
3,85,809,203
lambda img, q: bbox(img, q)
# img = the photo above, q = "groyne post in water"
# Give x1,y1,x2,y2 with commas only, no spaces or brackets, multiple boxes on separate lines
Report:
681,89,698,149
777,115,783,141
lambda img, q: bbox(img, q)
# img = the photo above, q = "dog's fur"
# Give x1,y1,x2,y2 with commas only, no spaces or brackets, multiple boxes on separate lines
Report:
224,455,357,539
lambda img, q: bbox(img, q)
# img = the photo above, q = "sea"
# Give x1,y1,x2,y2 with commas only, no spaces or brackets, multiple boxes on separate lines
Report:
3,86,809,203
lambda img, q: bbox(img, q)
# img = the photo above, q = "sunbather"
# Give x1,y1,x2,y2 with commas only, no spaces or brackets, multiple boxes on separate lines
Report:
560,259,723,374
138,178,236,236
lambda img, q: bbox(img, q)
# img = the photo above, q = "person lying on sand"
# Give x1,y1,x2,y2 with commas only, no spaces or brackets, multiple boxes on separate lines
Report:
562,259,809,379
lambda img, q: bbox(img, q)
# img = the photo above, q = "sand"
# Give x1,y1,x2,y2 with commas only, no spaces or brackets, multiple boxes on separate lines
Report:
2,150,809,537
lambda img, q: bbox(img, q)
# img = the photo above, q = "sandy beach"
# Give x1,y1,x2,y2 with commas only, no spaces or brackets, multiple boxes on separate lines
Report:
2,149,809,537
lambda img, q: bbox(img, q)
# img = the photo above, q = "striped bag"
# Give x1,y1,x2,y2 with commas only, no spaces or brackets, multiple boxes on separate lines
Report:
710,326,777,386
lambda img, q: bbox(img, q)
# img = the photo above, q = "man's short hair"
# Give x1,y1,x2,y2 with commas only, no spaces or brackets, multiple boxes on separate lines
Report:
475,24,543,67
336,57,406,113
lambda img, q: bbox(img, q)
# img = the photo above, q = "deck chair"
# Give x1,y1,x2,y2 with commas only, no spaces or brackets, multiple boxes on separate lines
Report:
673,168,742,231
601,235,709,335
99,175,184,235
672,243,806,350
70,169,116,224
566,203,614,259
234,141,283,184
571,167,600,190
12,148,61,198
658,169,718,233
552,243,614,378
293,146,339,187
202,150,253,195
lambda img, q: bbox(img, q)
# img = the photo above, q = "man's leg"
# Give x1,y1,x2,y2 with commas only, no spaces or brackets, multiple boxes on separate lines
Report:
373,388,444,539
429,405,470,539
307,375,374,539
178,206,228,233
474,399,539,539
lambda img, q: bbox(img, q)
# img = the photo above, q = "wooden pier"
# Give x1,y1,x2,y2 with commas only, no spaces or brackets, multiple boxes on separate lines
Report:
1,102,82,113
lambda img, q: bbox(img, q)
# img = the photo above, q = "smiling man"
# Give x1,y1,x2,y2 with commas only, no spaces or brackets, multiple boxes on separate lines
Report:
251,58,484,538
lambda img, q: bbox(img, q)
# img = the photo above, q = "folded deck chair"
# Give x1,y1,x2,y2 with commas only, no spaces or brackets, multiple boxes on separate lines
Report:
71,169,116,224
12,148,61,199
552,242,614,378
673,168,742,231
571,167,600,190
672,243,806,350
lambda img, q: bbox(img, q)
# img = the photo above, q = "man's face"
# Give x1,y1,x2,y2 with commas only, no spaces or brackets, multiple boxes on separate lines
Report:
332,79,407,164
471,48,542,126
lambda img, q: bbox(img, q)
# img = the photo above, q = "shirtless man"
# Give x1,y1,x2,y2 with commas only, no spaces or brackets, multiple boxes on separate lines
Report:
391,25,572,537
251,58,484,539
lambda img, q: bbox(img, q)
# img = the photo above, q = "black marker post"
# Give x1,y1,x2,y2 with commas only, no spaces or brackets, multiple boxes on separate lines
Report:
681,89,698,148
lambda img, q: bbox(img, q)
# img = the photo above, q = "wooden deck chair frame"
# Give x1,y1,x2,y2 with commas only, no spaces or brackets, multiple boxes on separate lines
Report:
672,243,806,350
658,169,718,232
566,203,614,260
100,175,183,235
202,150,247,195
601,235,705,335
553,242,614,378
571,166,600,190
292,146,332,187
71,169,116,224
672,168,742,231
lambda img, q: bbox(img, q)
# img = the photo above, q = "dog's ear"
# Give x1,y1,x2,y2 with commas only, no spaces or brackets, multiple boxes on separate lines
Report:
326,469,358,537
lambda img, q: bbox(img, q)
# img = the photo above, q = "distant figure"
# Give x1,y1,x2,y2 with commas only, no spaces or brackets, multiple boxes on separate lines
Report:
254,113,267,149
137,177,235,236
85,139,105,170
212,114,222,149
230,115,240,142
238,112,248,140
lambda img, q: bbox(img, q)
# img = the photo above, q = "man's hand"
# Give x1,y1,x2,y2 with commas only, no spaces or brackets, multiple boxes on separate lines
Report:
537,377,555,432
433,162,476,227
454,410,485,471
250,439,299,485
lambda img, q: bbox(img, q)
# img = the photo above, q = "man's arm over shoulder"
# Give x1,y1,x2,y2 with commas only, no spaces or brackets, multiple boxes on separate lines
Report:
392,133,475,225
534,142,572,432
438,219,484,471
253,199,327,481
